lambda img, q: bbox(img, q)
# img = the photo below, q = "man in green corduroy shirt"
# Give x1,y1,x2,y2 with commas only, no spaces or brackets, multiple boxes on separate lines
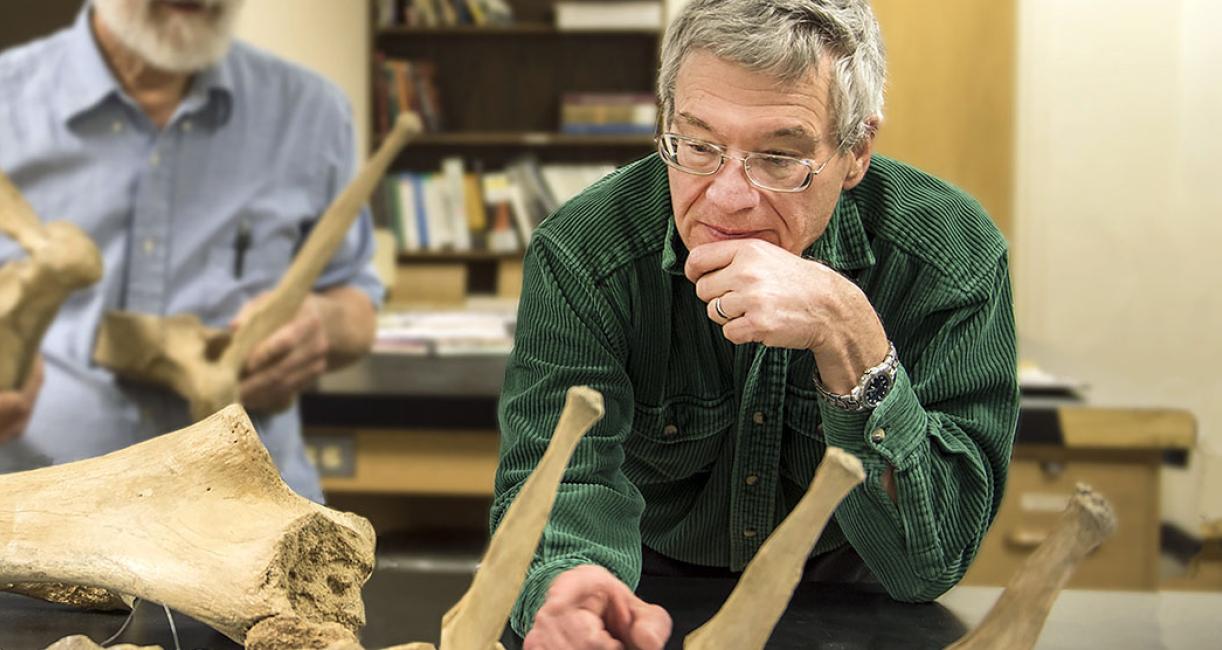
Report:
495,0,1020,647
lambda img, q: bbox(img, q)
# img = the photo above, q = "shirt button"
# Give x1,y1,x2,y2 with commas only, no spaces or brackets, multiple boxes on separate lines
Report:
181,120,193,132
111,120,123,133
871,428,886,444
149,151,161,167
752,411,766,425
662,423,679,438
743,528,757,539
143,238,156,254
744,474,759,486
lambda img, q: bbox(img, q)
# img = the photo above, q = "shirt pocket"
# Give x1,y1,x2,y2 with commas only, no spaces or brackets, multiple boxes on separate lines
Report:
623,394,734,485
201,215,299,319
780,384,826,485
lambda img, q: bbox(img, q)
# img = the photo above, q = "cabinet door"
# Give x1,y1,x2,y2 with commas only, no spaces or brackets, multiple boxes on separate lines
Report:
871,0,1016,239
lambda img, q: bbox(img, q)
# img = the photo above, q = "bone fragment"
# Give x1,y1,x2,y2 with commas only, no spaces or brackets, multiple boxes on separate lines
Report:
440,386,604,650
92,112,422,421
2,581,132,610
311,387,602,650
0,404,376,644
44,636,160,650
946,484,1117,650
685,447,865,650
0,170,103,389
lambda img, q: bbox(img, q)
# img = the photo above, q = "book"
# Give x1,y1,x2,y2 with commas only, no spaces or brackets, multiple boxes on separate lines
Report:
554,1,662,31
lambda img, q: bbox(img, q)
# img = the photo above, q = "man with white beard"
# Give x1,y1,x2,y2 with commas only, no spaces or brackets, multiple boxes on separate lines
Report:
0,0,384,502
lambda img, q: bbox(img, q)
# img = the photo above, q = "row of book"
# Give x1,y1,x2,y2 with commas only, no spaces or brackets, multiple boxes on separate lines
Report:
375,0,514,28
373,55,443,136
560,92,657,135
373,157,617,254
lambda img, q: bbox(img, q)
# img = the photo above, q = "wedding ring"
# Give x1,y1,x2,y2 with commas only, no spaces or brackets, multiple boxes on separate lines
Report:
714,296,730,321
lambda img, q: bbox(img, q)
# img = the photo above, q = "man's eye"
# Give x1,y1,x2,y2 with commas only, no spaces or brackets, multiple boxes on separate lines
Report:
686,142,717,155
759,155,797,168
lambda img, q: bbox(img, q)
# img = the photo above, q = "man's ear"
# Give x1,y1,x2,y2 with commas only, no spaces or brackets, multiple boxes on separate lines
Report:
841,118,879,190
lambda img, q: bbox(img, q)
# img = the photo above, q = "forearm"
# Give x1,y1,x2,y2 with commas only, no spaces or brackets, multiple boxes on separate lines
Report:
821,368,1016,600
314,284,376,369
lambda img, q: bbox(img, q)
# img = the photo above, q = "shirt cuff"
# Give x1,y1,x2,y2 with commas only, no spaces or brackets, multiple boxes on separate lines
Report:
818,365,926,472
510,558,590,637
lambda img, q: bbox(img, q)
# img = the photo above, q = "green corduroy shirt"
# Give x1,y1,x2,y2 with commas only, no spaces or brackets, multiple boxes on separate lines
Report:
494,153,1019,636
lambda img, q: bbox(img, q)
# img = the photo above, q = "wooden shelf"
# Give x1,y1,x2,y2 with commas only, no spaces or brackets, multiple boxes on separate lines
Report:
377,24,658,37
410,132,654,147
396,250,521,263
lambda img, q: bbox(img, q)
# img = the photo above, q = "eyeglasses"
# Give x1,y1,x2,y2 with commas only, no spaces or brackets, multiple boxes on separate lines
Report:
656,132,838,193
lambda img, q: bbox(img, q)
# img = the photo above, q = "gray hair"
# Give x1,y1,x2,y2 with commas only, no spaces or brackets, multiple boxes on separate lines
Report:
657,0,886,151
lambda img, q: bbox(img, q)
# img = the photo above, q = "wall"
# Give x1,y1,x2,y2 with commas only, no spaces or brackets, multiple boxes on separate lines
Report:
234,0,371,156
1014,0,1222,531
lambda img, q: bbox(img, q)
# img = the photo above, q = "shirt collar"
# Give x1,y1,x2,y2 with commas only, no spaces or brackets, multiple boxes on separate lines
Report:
56,3,235,127
661,173,877,276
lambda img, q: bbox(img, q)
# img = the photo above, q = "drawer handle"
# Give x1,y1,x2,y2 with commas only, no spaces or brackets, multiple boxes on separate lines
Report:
1006,529,1048,549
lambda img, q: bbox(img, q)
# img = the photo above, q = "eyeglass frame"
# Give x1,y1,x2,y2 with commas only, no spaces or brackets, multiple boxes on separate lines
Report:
655,132,842,193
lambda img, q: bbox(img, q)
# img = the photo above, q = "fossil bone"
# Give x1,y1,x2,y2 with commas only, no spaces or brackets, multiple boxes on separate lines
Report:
0,403,376,645
0,170,103,390
300,386,604,650
685,447,866,650
45,636,159,650
92,112,422,421
947,484,1117,650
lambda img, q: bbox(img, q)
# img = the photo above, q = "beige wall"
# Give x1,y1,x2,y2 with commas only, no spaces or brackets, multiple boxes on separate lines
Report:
234,0,371,156
1015,0,1222,531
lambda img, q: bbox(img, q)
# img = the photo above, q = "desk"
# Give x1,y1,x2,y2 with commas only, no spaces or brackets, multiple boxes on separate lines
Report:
302,353,1197,589
3,569,1220,649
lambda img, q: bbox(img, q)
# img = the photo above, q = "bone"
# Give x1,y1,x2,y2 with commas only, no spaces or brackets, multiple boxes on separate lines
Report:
0,170,103,389
308,388,602,650
946,484,1117,650
0,404,376,645
44,636,160,650
2,581,132,610
684,447,866,650
440,386,604,650
92,112,423,421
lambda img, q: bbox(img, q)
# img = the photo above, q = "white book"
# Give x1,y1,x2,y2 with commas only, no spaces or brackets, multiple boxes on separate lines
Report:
555,1,662,31
440,157,472,252
422,174,452,251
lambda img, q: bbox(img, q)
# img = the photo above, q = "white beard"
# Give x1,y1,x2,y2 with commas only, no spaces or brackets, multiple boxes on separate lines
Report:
93,0,244,73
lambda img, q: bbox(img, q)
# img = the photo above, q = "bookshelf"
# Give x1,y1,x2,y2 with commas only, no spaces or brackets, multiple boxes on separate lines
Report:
370,0,662,303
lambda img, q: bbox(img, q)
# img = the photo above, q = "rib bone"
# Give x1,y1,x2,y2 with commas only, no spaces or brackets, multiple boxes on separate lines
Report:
0,170,103,389
0,404,376,645
946,484,1117,650
92,113,422,421
685,447,865,650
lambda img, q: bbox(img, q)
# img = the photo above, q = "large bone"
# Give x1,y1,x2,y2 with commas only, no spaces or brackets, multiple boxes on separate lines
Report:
947,484,1117,650
0,404,376,645
439,386,604,650
0,170,103,389
92,113,422,421
685,447,866,650
275,386,605,650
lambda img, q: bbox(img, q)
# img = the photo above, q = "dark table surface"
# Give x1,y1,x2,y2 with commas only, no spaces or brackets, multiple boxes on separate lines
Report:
3,567,1220,649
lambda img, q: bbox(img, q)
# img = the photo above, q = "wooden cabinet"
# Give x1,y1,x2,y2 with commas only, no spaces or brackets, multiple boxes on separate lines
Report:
962,407,1195,590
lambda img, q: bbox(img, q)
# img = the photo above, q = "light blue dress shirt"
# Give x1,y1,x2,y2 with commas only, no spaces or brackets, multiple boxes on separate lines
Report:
0,8,384,502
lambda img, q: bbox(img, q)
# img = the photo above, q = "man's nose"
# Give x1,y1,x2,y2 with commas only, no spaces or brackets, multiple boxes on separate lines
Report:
704,156,760,212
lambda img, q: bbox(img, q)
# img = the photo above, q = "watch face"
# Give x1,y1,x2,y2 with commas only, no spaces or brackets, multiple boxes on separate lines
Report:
863,373,892,406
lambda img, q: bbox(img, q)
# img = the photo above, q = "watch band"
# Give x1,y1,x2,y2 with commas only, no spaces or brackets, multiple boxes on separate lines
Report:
812,342,899,412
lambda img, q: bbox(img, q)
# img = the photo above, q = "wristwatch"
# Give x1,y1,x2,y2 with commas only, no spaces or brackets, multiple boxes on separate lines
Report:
813,342,899,412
